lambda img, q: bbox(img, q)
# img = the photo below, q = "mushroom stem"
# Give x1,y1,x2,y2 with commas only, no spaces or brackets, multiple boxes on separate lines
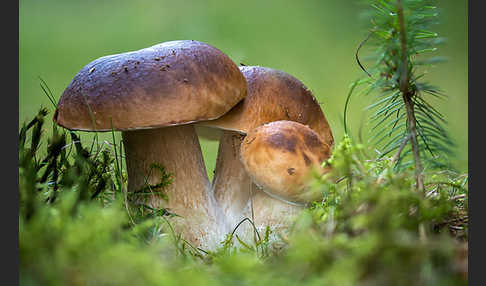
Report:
211,130,299,243
251,190,303,237
122,124,225,249
211,131,255,235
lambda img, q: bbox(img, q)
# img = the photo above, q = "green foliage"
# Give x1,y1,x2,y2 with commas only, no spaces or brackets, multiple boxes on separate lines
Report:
346,0,455,174
19,110,467,285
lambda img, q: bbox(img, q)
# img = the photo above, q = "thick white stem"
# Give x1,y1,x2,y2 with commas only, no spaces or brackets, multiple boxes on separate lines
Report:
249,190,303,240
212,131,303,245
212,131,253,235
122,125,225,250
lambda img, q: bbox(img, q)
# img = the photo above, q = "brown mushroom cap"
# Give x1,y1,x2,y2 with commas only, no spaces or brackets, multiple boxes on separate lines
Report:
240,120,331,204
197,65,333,147
54,40,247,131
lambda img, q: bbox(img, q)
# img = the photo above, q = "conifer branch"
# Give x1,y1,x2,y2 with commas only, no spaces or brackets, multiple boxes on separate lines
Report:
347,0,455,186
397,0,424,192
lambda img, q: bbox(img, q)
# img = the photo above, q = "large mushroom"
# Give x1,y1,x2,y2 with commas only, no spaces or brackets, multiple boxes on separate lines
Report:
54,40,247,250
240,120,331,237
196,66,334,241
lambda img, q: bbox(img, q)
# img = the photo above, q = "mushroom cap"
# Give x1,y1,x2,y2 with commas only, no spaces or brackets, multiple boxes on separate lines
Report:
54,40,247,131
197,66,334,147
240,120,331,204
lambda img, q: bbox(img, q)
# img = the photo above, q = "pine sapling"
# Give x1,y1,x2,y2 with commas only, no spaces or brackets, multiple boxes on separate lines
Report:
346,0,455,192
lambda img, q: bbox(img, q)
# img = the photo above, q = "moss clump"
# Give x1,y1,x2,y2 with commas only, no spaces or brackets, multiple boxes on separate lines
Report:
19,109,467,285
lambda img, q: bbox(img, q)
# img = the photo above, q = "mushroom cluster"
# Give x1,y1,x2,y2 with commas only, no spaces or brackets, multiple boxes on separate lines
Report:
54,40,334,250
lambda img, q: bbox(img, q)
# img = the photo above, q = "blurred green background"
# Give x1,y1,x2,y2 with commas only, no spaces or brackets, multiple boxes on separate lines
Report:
19,0,468,176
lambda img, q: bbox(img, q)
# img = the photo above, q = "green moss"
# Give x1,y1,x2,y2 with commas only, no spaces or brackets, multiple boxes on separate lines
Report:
19,110,467,285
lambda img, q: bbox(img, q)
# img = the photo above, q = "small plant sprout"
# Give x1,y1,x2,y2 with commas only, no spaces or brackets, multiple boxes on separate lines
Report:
347,0,454,192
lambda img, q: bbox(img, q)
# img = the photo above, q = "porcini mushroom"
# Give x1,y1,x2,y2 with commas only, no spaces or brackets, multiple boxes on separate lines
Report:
54,40,247,249
196,66,333,240
241,120,331,204
240,120,332,237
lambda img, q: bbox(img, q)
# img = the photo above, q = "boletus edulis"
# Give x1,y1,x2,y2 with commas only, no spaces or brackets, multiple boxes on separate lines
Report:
240,120,332,239
54,40,247,250
196,66,334,243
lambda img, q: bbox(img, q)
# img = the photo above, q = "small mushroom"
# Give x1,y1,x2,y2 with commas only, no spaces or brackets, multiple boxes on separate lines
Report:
240,120,331,204
196,66,333,241
240,121,331,238
54,40,247,250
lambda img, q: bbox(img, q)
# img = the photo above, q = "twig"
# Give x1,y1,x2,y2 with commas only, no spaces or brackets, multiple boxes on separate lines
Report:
355,31,374,78
397,0,425,192
391,133,412,165
376,134,411,184
451,194,466,201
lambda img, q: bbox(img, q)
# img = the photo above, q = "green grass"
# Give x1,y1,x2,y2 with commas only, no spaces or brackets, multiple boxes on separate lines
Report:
19,111,468,285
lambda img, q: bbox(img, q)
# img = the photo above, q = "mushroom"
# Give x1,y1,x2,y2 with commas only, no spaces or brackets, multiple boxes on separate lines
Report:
241,120,331,203
54,40,247,250
196,66,333,241
240,120,332,237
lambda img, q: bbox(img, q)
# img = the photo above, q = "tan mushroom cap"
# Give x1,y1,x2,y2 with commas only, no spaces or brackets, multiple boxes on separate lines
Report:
197,66,334,147
240,120,331,204
54,40,247,131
